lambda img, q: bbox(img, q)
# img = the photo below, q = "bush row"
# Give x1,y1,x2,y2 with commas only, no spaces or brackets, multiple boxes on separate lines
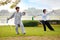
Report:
22,20,39,27
22,20,60,27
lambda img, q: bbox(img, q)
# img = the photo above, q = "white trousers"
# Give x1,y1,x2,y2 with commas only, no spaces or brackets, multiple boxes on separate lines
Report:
15,22,25,34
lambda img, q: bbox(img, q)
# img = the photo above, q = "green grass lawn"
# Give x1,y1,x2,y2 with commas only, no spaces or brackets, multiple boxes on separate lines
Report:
0,25,60,37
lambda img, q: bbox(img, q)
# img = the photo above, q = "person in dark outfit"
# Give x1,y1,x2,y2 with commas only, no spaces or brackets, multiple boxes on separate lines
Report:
41,9,54,31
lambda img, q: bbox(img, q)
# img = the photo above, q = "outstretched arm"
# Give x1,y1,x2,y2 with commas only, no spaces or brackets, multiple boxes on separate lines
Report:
7,13,15,20
34,14,42,18
47,10,54,15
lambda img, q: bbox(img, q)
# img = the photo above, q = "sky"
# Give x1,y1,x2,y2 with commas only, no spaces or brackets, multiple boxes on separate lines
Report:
19,0,60,9
0,0,60,12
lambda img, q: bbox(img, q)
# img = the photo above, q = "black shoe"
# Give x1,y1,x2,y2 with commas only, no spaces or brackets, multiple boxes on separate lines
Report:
23,33,26,35
51,30,55,31
44,30,46,31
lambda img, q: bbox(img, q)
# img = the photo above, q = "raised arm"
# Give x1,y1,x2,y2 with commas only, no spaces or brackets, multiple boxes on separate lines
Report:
46,10,54,15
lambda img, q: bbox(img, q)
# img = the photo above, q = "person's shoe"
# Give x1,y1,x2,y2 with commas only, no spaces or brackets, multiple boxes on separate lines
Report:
16,32,19,35
44,30,46,31
23,33,26,35
50,29,55,31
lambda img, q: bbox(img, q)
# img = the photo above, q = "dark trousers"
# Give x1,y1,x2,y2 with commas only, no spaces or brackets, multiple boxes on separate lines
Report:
41,21,54,31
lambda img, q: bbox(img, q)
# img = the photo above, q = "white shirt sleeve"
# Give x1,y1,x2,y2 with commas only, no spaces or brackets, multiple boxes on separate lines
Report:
46,11,54,15
9,12,15,19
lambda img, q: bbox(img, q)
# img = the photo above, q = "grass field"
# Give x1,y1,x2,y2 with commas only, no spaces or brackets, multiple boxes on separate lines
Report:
0,25,60,40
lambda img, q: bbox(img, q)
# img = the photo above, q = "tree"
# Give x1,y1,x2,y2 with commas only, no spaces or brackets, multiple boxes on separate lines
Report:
0,0,20,8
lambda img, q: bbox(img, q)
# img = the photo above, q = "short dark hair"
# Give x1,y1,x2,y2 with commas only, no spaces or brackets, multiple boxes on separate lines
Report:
43,9,46,12
15,7,20,10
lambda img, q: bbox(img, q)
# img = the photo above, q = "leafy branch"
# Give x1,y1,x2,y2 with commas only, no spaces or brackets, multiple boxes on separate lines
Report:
0,0,20,8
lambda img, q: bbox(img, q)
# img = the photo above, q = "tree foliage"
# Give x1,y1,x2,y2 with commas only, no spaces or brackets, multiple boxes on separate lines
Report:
0,0,20,8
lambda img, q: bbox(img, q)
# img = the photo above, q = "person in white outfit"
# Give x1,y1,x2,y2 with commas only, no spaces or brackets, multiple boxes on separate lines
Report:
7,7,26,34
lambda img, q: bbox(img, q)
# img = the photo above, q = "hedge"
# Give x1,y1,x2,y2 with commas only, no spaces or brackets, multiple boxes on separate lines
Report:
22,20,60,27
22,20,39,27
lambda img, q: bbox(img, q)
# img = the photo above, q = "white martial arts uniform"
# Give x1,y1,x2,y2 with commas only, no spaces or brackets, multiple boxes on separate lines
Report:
9,12,25,34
